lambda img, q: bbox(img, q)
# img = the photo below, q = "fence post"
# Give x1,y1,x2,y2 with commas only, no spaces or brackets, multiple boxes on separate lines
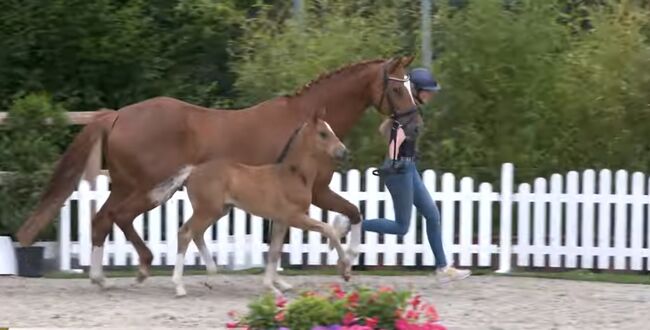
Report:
496,163,514,273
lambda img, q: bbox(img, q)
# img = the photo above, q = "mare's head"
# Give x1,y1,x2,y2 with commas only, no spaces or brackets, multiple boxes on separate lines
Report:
371,56,423,133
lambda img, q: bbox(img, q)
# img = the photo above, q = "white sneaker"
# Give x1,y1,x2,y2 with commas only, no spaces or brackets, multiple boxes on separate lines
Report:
436,266,471,284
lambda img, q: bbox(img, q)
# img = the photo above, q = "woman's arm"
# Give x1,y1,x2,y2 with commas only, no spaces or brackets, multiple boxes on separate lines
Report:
379,119,405,160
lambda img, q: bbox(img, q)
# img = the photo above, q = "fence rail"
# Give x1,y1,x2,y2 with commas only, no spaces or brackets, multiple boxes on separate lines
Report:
57,163,650,272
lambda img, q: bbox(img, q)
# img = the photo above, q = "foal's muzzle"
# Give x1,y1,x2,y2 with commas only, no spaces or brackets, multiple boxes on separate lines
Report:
334,147,349,161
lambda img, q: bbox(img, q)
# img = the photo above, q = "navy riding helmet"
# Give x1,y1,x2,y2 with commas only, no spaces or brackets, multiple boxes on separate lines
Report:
409,67,441,92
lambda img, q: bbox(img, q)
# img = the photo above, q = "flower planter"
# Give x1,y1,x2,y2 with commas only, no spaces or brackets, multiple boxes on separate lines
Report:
15,245,44,277
0,235,17,275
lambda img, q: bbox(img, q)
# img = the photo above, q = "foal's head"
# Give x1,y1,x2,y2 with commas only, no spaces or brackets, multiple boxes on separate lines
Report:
303,107,348,162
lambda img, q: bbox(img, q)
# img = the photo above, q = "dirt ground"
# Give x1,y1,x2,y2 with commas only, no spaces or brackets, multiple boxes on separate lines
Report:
1,274,649,329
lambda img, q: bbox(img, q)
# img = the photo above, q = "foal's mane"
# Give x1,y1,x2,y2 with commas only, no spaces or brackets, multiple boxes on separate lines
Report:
275,122,308,163
287,58,386,98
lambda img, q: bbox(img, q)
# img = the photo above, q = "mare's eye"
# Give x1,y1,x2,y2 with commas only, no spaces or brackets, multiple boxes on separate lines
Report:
319,131,328,139
392,87,403,95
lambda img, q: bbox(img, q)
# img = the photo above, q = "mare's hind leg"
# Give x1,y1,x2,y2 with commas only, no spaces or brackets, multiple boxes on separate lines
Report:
89,191,125,288
173,208,225,297
109,191,157,283
264,222,292,295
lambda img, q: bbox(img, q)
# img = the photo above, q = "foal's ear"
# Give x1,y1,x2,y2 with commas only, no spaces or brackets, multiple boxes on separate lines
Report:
313,106,327,123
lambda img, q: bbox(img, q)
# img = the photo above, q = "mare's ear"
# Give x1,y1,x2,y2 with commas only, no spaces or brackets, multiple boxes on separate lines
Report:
402,55,415,68
386,57,403,74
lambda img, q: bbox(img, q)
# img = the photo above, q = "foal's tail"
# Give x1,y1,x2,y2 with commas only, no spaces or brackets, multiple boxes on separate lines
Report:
15,109,118,247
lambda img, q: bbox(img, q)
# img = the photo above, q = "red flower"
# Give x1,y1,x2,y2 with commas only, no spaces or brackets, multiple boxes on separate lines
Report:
346,291,360,306
274,311,285,322
365,317,378,328
410,295,422,309
343,312,356,326
406,309,420,320
275,295,288,308
226,321,239,328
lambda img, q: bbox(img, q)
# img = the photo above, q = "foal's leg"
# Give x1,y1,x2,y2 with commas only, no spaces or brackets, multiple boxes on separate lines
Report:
264,221,291,296
173,209,224,297
288,214,351,281
312,186,361,265
192,208,230,275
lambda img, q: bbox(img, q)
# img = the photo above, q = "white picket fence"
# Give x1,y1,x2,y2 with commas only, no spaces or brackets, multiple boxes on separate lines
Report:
57,163,650,272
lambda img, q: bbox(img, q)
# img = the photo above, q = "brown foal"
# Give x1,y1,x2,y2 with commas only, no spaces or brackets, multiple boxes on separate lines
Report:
172,108,350,296
16,56,420,287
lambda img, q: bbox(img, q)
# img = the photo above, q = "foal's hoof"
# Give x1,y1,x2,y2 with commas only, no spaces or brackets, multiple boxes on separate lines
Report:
136,269,150,283
274,279,293,292
90,276,106,288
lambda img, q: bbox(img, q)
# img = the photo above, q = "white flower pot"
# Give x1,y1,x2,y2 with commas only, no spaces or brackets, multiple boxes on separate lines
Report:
0,235,17,275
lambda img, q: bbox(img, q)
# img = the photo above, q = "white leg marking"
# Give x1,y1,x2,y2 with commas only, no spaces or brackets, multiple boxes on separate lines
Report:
347,223,361,261
89,246,105,287
200,245,217,274
172,253,187,297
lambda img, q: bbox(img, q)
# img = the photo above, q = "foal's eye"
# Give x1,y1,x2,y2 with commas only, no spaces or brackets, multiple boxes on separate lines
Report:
392,87,403,95
319,131,328,139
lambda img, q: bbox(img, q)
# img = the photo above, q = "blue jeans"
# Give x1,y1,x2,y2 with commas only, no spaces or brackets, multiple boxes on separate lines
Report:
362,159,448,268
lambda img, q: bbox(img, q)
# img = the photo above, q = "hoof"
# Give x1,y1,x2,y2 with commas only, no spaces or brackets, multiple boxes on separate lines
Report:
274,279,293,292
136,270,149,283
175,287,187,297
90,276,106,288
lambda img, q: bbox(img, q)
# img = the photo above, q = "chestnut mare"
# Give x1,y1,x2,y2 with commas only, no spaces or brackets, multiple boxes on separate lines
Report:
16,55,420,286
173,108,351,296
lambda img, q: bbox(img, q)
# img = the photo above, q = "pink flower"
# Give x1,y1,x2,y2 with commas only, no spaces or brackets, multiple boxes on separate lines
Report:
395,318,410,330
227,310,238,319
424,305,439,321
226,321,239,328
378,285,394,293
275,311,285,322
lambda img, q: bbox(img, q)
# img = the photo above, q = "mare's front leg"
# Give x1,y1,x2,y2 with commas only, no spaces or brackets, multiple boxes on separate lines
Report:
264,221,291,296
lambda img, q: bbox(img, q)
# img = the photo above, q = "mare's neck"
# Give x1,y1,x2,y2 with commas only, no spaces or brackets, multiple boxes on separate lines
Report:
289,63,381,138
